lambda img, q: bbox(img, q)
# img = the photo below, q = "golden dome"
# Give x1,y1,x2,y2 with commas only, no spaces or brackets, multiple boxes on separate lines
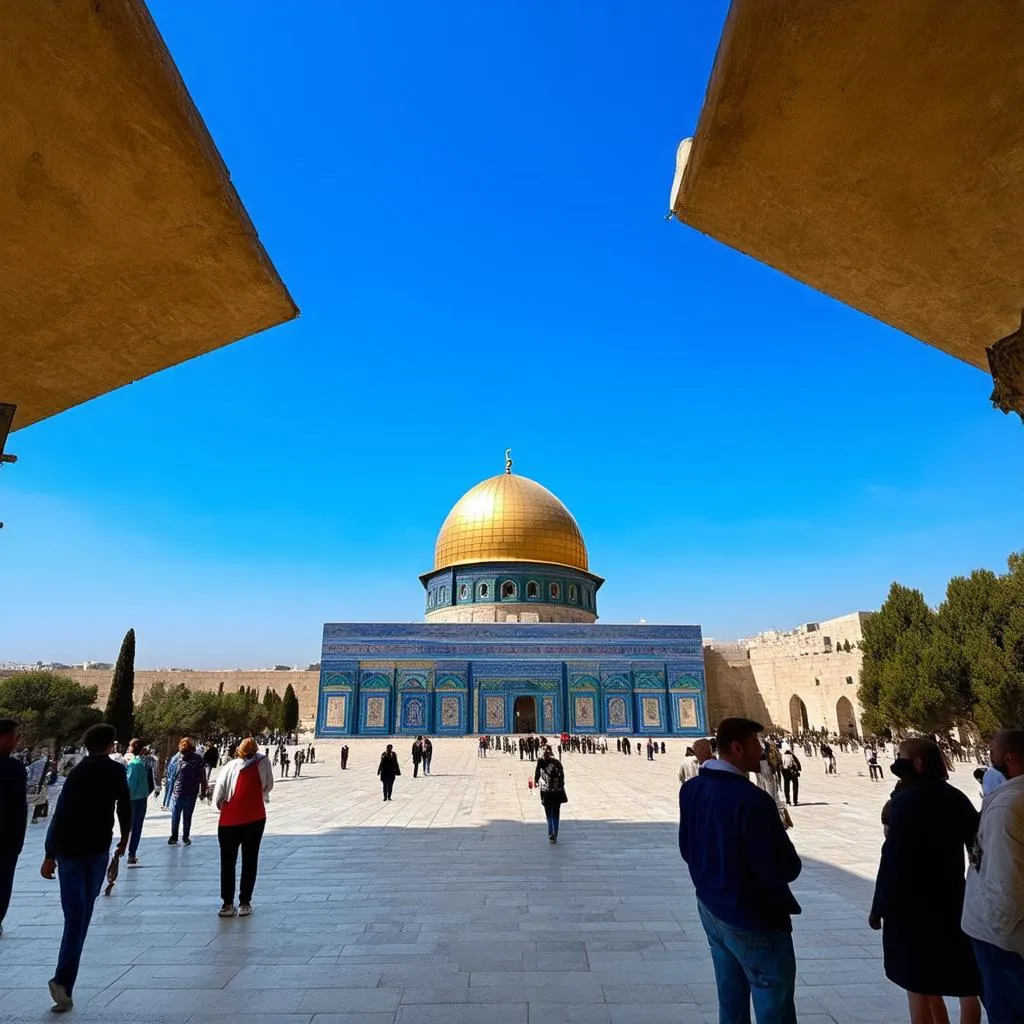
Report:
434,472,589,572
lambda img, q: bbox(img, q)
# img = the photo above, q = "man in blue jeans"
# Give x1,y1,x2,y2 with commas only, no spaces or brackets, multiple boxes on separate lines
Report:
961,729,1024,1022
679,718,802,1024
40,723,130,1013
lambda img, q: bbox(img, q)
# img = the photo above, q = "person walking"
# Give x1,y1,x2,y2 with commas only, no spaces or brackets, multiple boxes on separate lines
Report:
161,749,178,809
421,737,433,775
535,746,567,843
168,738,207,846
679,717,802,1024
0,719,27,937
781,747,802,806
41,723,131,1013
280,749,290,778
212,737,274,918
412,737,423,778
962,729,1024,1022
870,738,982,1024
679,746,700,784
124,739,155,866
340,745,349,770
377,744,400,801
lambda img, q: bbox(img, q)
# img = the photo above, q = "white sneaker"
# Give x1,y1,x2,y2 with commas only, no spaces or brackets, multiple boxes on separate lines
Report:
217,903,236,918
48,979,73,1012
238,903,252,917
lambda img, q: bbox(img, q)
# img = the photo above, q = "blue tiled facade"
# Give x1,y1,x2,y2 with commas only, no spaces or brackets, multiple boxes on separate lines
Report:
315,623,707,738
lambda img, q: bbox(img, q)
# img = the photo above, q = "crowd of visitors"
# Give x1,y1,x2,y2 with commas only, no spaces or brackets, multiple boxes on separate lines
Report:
3,713,1023,1021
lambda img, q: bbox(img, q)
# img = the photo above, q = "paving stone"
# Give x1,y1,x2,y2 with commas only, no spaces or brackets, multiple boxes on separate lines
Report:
0,741,986,1023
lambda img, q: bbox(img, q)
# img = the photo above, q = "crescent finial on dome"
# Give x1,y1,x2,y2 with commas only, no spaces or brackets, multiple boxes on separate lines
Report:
504,448,512,474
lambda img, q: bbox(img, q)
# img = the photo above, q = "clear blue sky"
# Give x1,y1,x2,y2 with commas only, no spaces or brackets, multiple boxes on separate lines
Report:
4,1,1023,668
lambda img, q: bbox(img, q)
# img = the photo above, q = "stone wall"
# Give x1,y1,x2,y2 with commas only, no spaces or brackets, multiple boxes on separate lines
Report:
62,668,321,729
703,612,872,737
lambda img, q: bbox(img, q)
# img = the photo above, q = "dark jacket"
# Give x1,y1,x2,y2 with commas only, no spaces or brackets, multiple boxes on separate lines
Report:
0,753,28,855
45,754,131,859
871,778,978,923
377,752,400,780
679,765,802,932
411,742,422,763
172,752,208,798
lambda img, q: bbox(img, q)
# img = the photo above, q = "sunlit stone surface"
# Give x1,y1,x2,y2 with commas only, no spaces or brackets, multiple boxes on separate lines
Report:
0,740,983,1023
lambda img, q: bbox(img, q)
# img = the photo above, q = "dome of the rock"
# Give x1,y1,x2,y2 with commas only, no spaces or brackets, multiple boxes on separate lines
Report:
433,471,588,572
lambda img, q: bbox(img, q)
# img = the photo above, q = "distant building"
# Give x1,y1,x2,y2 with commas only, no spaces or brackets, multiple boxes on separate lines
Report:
316,459,709,738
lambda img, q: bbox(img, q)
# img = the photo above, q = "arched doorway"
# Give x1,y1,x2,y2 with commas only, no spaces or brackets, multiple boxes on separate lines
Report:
836,696,858,738
514,695,537,733
789,694,809,735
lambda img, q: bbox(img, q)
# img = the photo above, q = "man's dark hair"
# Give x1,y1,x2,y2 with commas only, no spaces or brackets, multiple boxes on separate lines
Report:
83,722,117,754
996,729,1024,760
715,717,763,753
0,718,18,737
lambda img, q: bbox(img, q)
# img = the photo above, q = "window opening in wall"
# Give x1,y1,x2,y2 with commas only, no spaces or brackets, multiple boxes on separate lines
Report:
479,583,489,599
846,676,854,685
428,593,434,607
527,581,539,599
550,583,560,600
501,581,516,599
814,677,820,686
459,584,468,600
568,584,578,603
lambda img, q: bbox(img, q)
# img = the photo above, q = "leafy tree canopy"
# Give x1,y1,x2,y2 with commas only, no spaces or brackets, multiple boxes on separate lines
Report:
0,671,103,748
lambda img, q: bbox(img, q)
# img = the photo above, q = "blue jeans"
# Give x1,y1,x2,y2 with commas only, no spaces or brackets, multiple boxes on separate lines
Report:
54,852,108,995
697,901,797,1024
128,798,147,858
542,797,561,838
162,775,175,808
971,937,1024,1023
170,794,198,840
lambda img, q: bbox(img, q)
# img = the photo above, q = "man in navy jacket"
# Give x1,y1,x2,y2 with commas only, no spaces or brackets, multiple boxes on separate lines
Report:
679,718,802,1024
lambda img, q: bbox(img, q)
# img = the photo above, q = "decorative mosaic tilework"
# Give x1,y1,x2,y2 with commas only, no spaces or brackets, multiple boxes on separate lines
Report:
642,697,661,727
485,696,505,728
677,696,698,728
440,696,460,726
366,696,387,728
404,696,426,728
325,695,347,728
542,696,554,729
575,695,595,727
607,696,627,726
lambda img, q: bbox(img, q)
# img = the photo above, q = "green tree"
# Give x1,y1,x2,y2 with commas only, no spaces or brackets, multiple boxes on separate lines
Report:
0,671,103,747
282,683,299,733
859,583,937,735
104,627,136,746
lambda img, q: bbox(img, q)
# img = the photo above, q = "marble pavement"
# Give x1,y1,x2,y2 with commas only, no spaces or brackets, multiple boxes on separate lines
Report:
0,739,987,1023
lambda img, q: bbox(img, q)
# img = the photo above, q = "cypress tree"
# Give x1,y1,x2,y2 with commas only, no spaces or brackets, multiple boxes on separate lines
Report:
105,628,136,746
282,683,299,733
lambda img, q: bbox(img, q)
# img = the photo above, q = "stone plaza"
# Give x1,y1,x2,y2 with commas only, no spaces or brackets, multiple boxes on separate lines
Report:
0,738,986,1023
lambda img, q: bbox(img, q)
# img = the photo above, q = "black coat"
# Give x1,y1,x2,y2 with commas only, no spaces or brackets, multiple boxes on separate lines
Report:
377,752,400,780
411,743,422,763
0,754,27,855
870,778,981,996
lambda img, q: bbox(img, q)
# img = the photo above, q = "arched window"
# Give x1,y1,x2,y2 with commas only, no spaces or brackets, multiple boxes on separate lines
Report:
479,582,489,599
526,581,539,599
550,582,560,600
459,583,469,600
428,592,434,607
501,581,517,600
568,584,578,603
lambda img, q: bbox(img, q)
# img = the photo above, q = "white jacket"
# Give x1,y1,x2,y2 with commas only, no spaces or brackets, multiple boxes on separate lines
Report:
962,773,1024,953
212,754,274,810
678,755,699,783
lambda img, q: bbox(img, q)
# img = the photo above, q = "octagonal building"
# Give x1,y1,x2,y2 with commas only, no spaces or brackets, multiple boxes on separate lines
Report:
316,459,707,738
